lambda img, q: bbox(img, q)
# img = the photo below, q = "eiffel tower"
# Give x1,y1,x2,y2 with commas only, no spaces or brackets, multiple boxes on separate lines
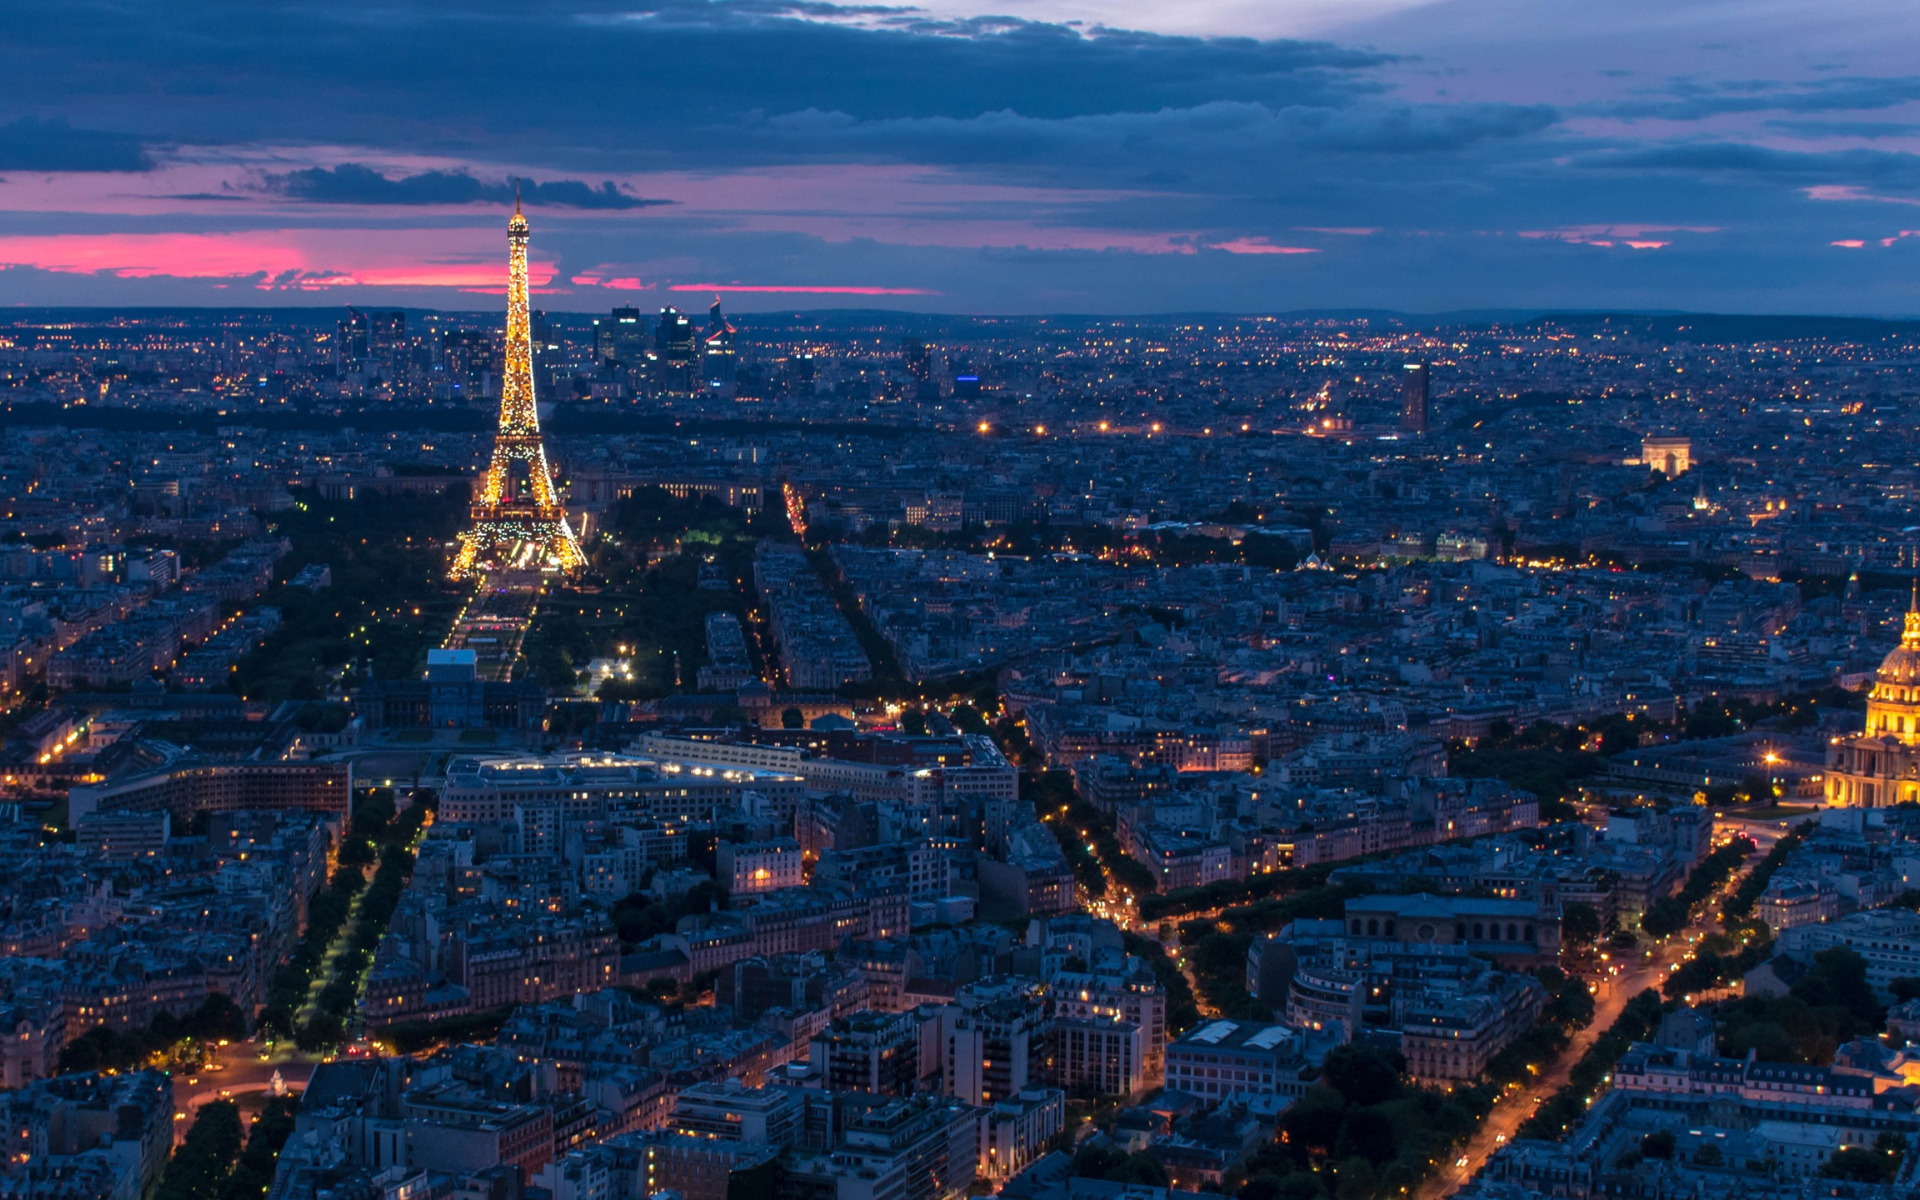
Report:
450,193,587,579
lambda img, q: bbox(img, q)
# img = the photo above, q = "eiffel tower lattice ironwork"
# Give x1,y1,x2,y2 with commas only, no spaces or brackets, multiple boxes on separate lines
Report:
450,194,586,579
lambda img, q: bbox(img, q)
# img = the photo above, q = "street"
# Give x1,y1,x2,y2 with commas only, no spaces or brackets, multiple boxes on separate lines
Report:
1416,822,1769,1199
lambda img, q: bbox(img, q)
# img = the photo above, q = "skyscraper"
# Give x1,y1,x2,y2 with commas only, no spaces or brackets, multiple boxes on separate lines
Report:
449,198,587,579
339,308,407,378
901,338,937,400
337,308,370,365
655,306,699,395
704,297,737,387
1402,362,1430,435
367,310,407,376
439,328,500,398
592,306,647,366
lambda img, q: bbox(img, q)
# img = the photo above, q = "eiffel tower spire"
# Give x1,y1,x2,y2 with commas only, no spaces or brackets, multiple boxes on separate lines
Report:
450,204,586,579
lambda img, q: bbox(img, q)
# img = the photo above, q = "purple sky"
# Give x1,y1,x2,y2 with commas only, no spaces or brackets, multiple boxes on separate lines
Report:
1,0,1917,314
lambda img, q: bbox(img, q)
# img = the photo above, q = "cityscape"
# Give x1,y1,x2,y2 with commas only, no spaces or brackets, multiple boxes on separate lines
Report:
10,4,1920,1200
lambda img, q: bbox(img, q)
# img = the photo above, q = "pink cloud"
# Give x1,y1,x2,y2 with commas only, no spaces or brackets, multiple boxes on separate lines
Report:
1807,185,1920,208
570,270,651,290
1519,223,1715,249
1832,239,1867,248
1296,227,1378,236
1205,238,1318,255
668,283,938,295
0,230,553,291
0,151,1212,272
723,214,1198,254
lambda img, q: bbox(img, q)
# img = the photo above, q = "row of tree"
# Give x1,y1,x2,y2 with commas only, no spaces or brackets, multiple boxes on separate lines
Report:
261,790,433,1047
296,841,417,1050
253,865,363,1041
1517,988,1667,1140
157,1096,301,1200
1641,836,1757,937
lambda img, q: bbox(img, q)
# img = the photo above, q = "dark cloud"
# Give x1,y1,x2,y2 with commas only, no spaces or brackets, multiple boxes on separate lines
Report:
1574,142,1920,194
1766,118,1920,140
264,163,670,209
753,100,1560,195
524,179,673,209
0,117,149,171
0,0,1916,314
1595,76,1920,120
1,0,1390,166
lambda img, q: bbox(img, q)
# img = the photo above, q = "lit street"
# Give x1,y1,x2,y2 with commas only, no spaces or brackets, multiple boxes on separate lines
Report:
1419,829,1770,1198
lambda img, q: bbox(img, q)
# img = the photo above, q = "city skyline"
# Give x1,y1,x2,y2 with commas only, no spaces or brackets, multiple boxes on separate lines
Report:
11,8,1920,1200
1,0,1918,313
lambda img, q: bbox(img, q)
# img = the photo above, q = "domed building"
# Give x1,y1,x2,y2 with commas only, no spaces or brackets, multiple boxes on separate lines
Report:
1826,599,1920,806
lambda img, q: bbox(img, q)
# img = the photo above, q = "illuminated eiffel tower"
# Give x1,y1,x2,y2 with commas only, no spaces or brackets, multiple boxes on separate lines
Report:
450,193,587,579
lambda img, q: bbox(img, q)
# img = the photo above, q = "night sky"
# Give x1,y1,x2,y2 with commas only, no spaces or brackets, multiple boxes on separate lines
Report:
2,0,1917,314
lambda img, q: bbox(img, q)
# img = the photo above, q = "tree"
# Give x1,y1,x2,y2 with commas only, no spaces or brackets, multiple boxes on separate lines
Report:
949,704,990,735
781,706,804,730
1071,1145,1121,1180
1332,1159,1375,1200
1320,1043,1404,1107
1641,896,1688,938
1641,1131,1675,1160
156,1100,244,1200
1239,1174,1286,1200
1562,902,1603,945
222,1095,300,1200
1274,1173,1325,1200
680,880,729,916
1071,1147,1167,1188
1545,976,1597,1028
1113,1155,1168,1187
1278,1087,1347,1157
612,896,673,944
1823,1143,1899,1183
1792,947,1882,1028
1333,1108,1397,1162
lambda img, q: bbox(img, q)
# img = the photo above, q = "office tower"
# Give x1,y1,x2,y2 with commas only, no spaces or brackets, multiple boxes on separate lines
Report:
449,197,587,579
655,306,696,357
592,306,647,366
338,308,370,365
440,329,500,397
367,310,407,376
901,338,938,400
655,306,700,394
704,297,737,387
782,353,816,400
1402,362,1430,434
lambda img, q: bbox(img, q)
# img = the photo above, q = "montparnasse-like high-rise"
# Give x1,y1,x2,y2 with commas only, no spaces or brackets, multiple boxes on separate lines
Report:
450,193,587,579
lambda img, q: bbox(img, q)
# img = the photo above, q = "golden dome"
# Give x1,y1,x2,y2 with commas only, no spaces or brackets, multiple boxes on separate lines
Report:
1881,608,1920,684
